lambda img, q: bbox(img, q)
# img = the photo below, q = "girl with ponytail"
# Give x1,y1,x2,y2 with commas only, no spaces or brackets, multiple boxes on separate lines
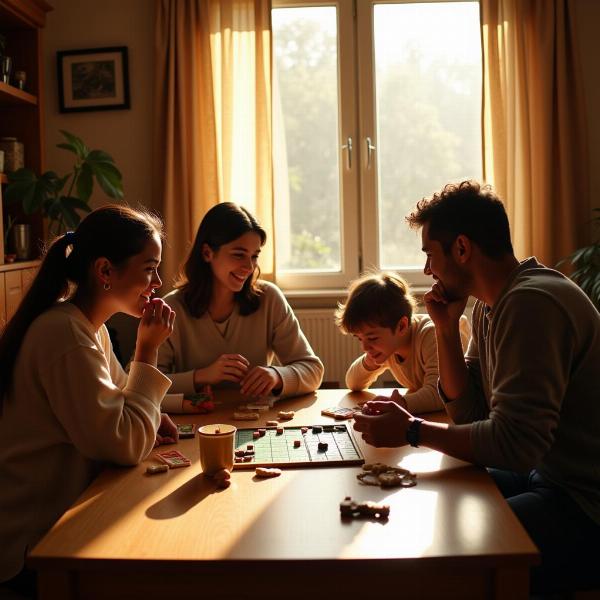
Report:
0,205,176,596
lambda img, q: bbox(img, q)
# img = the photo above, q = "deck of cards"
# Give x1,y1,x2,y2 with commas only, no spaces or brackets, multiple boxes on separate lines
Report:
157,449,192,469
177,424,195,438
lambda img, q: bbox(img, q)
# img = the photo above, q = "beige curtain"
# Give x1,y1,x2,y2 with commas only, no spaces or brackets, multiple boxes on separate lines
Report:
481,0,589,266
155,0,273,289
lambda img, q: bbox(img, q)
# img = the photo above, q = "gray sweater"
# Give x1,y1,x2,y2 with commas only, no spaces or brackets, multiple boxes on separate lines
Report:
445,258,600,524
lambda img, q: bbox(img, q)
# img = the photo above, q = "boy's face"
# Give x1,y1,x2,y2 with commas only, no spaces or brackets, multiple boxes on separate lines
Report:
351,317,408,366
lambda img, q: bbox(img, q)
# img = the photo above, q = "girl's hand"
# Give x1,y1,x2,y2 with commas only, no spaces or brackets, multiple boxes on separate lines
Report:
194,354,249,387
353,390,413,448
135,299,176,365
240,366,282,397
154,412,178,447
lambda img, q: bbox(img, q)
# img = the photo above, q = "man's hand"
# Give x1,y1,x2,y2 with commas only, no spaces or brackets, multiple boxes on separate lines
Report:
423,280,468,332
353,389,413,448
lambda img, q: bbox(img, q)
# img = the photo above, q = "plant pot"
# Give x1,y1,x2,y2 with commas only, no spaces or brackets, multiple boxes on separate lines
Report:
11,224,30,260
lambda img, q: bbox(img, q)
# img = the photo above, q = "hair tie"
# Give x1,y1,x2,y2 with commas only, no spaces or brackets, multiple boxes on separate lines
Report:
64,231,76,245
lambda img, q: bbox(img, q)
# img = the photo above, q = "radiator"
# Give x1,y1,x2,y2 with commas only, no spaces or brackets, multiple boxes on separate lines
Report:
295,309,363,387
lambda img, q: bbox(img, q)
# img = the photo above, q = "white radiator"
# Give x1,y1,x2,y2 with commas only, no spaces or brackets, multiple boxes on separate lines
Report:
295,309,363,387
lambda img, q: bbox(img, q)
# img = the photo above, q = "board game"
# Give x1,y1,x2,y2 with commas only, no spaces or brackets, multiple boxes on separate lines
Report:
233,423,364,469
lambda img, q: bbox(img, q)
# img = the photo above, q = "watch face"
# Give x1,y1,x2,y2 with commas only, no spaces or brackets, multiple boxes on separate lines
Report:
407,418,422,447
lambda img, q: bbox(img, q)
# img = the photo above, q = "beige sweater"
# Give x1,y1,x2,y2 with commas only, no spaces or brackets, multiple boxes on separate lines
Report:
0,303,171,582
346,314,470,414
158,281,324,404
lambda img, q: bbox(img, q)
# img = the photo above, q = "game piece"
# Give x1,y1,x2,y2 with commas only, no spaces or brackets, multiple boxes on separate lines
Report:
278,410,295,420
146,463,168,475
156,450,192,469
293,439,301,448
253,431,260,439
301,427,308,434
214,428,221,434
177,424,195,439
323,424,334,432
246,403,270,412
321,406,358,420
255,467,282,478
357,463,417,488
312,426,322,434
243,456,253,462
246,444,254,450
235,450,246,457
266,420,278,427
258,428,266,436
340,496,390,519
318,441,328,451
233,411,260,421
276,427,284,435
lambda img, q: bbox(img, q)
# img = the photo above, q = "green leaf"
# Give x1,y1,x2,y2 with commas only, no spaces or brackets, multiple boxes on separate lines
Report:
59,130,88,160
56,142,79,155
76,163,93,203
57,199,81,229
86,149,116,165
92,162,124,199
7,168,36,183
62,195,92,213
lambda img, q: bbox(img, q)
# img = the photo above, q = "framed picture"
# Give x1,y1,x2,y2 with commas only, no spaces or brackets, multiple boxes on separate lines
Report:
57,46,130,113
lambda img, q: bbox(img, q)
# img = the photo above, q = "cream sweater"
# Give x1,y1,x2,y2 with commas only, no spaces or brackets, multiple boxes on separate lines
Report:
0,303,171,582
345,314,470,414
158,281,324,405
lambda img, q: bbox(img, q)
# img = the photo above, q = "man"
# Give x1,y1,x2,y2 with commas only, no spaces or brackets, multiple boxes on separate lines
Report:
354,180,600,595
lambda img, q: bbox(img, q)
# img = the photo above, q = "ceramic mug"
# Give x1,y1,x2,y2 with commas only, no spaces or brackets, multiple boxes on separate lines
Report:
197,424,236,476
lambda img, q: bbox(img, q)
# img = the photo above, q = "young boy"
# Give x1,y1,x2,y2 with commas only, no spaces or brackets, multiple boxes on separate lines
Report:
335,271,469,414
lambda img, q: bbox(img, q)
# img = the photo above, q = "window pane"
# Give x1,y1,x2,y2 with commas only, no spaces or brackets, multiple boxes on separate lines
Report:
273,7,341,272
374,2,482,269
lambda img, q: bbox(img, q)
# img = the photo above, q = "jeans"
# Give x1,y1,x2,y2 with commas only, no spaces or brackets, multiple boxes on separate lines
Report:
488,468,600,596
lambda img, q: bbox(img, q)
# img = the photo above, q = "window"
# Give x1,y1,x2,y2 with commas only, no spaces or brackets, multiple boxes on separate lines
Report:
273,0,482,289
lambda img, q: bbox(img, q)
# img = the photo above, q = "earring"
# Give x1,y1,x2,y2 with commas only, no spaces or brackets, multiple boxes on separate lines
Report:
103,282,111,291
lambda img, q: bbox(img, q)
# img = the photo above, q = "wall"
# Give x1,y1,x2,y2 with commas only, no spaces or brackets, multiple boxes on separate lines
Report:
43,0,155,363
43,0,155,211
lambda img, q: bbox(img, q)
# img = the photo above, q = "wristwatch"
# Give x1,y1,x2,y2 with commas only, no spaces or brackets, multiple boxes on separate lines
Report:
406,417,424,448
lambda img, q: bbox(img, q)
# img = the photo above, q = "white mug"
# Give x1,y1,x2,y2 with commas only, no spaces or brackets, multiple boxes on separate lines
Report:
198,424,236,476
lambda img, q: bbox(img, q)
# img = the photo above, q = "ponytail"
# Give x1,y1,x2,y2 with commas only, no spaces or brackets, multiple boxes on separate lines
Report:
0,204,163,412
0,234,73,408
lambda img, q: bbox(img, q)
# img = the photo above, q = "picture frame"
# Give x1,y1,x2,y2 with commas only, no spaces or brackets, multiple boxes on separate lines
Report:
57,46,130,113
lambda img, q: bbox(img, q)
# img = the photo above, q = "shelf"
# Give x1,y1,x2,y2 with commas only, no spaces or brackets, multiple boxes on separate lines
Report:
0,173,7,184
0,81,37,106
0,258,41,272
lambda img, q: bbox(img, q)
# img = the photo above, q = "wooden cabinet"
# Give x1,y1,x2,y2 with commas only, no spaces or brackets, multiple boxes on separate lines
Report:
0,0,51,324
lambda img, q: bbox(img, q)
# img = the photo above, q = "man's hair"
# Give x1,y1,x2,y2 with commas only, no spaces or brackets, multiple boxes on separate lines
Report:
335,271,416,334
406,180,514,258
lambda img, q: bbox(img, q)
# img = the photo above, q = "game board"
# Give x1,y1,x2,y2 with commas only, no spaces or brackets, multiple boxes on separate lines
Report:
233,424,364,469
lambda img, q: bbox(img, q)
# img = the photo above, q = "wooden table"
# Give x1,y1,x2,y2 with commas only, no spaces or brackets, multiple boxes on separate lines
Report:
29,389,538,599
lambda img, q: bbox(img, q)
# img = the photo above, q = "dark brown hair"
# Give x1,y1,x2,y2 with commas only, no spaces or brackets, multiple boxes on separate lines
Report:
406,180,514,259
177,202,267,318
335,271,417,334
0,204,163,409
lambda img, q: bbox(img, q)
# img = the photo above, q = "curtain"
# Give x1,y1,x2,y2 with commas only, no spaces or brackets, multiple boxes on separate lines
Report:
154,0,273,289
481,0,589,266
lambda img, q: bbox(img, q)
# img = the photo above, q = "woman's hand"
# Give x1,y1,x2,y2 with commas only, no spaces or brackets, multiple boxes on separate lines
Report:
240,366,283,397
135,298,176,366
194,354,249,388
353,390,412,448
154,412,178,447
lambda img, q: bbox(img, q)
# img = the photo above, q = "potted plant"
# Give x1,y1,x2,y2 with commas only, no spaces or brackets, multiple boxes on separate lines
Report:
558,208,600,311
4,130,123,237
